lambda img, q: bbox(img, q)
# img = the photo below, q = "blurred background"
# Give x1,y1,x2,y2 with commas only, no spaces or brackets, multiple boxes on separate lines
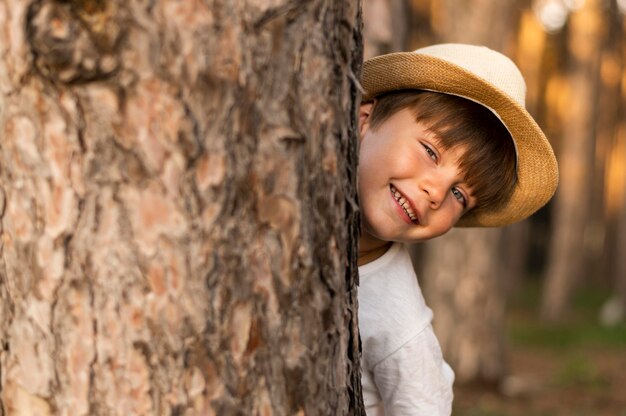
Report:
362,1,626,415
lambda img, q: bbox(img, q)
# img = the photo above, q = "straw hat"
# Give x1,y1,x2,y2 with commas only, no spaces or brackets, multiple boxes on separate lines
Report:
361,43,558,227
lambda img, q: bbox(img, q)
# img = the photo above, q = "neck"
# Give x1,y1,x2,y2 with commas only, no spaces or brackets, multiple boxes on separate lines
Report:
358,235,392,266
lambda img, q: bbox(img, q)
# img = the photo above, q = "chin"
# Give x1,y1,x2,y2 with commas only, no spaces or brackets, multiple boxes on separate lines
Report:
362,222,393,242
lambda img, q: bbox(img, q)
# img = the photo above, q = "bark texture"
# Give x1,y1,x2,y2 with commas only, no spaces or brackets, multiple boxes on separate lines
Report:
0,0,363,414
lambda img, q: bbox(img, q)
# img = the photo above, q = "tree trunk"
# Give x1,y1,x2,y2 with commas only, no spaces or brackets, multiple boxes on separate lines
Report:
0,1,363,414
601,7,626,325
541,0,604,321
611,163,626,320
602,160,626,324
611,22,626,319
362,0,407,59
415,0,522,385
420,228,508,384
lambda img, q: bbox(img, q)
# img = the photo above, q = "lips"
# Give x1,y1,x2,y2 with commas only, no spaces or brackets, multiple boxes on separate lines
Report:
390,184,418,224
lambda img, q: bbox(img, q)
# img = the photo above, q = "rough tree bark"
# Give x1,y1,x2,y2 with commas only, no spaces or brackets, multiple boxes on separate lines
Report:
0,1,363,414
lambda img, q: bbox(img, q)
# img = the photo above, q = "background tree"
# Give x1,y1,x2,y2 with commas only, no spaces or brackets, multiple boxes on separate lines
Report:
416,1,524,386
362,0,626,412
363,0,525,385
541,0,605,321
362,0,407,59
0,0,363,414
598,0,626,326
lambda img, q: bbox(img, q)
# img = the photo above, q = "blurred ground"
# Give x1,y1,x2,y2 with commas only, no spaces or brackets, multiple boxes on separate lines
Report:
453,283,626,416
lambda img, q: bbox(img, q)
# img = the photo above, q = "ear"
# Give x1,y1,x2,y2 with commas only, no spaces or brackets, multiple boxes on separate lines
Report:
358,101,375,139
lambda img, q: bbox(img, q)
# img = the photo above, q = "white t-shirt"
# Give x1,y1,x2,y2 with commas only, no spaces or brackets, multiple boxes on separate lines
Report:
358,243,454,415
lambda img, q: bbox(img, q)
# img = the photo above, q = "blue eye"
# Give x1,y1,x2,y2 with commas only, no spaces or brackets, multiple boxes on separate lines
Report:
423,144,437,161
452,188,466,206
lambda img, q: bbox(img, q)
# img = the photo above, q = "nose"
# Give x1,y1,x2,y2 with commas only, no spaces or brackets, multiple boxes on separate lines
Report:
421,178,447,209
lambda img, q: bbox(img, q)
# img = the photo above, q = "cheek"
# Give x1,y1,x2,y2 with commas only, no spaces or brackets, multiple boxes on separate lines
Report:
358,147,387,186
358,139,382,168
425,223,451,240
437,206,463,231
423,203,462,235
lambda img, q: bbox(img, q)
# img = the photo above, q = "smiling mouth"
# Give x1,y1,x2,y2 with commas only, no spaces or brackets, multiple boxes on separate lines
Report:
390,185,418,223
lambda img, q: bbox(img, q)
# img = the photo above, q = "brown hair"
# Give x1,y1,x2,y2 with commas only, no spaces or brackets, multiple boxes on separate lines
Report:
368,90,517,215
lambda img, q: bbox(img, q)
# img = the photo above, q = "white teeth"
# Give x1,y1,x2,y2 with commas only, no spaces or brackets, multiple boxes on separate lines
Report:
390,185,417,222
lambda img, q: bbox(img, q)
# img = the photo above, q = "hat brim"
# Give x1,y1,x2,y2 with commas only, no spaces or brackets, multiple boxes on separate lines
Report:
362,53,558,227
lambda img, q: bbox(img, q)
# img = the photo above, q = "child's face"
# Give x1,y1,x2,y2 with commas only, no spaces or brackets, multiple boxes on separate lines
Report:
358,104,476,245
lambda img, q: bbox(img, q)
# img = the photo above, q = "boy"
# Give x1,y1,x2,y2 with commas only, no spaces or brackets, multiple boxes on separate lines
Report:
356,44,558,415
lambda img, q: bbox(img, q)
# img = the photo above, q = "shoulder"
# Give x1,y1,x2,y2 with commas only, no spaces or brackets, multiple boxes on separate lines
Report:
358,243,434,367
372,328,454,416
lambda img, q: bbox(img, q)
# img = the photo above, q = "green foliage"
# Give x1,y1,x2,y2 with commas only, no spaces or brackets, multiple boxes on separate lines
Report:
508,320,626,348
553,353,608,389
456,280,626,415
507,281,626,349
